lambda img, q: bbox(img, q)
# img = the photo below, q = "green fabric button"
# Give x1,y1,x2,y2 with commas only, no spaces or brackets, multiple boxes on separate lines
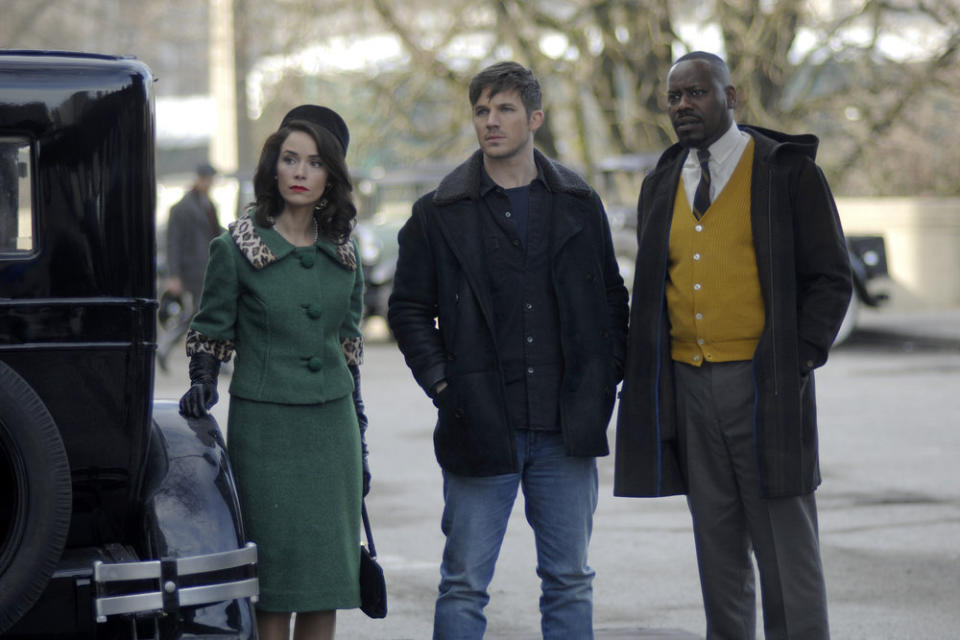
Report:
307,304,323,319
307,357,323,371
299,253,316,268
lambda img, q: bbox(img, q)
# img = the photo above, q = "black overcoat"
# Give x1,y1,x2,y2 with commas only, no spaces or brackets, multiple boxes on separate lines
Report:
614,126,852,499
388,150,629,476
166,189,221,298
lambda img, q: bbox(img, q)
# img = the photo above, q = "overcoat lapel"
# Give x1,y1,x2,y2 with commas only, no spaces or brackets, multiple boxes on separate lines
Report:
641,158,683,282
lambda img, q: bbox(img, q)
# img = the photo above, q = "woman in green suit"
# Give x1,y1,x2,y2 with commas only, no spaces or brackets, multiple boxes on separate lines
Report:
179,105,369,640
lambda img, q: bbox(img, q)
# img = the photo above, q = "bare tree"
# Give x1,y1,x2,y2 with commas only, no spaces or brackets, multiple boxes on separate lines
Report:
6,0,960,195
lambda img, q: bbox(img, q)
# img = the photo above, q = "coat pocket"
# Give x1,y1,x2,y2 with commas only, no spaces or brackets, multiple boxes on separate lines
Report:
433,371,515,476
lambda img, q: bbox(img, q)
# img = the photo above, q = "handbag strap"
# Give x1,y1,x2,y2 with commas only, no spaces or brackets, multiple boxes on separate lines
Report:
361,500,377,558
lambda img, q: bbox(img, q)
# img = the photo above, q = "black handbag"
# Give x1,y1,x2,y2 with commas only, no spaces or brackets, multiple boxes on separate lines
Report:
359,501,387,618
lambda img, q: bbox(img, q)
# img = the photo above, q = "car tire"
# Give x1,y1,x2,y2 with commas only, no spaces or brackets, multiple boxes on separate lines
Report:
0,361,72,634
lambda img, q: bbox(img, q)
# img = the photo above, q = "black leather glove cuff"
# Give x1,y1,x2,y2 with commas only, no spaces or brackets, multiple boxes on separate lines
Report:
179,352,221,417
349,363,371,496
188,352,221,385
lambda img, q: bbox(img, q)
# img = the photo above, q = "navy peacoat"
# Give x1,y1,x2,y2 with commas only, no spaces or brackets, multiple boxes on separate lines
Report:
388,150,629,477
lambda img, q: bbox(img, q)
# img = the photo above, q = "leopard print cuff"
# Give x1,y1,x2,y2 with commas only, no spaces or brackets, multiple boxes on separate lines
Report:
185,329,236,362
341,336,363,366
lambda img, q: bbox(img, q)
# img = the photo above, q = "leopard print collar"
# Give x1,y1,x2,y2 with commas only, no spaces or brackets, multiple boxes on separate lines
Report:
228,216,356,271
229,216,278,270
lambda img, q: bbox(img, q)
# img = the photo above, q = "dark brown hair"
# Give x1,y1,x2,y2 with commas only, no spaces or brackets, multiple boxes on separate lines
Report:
468,61,542,118
250,120,356,243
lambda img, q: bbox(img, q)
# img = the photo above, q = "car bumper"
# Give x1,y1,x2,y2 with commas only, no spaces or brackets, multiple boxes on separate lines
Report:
93,542,258,622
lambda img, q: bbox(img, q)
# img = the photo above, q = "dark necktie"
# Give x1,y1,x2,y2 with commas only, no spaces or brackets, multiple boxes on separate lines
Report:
693,149,711,219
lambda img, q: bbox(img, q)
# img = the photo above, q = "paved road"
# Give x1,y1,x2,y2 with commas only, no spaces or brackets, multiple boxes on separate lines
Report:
154,308,960,639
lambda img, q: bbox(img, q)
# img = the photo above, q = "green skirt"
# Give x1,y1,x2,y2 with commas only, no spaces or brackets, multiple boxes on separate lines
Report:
227,394,361,612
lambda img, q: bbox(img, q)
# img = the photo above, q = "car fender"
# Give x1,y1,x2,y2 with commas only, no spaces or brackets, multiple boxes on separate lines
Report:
143,401,247,555
136,400,257,639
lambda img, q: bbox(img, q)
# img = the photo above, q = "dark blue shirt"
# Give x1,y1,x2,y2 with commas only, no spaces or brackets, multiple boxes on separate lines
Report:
504,184,531,241
479,167,563,431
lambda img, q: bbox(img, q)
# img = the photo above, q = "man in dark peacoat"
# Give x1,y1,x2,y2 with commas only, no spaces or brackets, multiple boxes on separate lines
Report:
388,62,628,639
614,52,851,639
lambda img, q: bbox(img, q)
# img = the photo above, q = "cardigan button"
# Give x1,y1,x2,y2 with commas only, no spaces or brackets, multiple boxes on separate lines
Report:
299,253,316,268
307,304,323,319
307,357,323,371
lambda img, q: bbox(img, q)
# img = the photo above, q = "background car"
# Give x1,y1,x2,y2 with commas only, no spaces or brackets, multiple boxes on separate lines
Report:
0,51,257,639
353,164,452,322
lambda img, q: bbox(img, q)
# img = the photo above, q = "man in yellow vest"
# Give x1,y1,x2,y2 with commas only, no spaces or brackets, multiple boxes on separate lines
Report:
614,51,851,639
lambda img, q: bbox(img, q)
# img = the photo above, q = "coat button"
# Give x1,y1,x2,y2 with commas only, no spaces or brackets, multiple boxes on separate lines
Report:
307,357,323,371
307,304,323,319
299,253,316,268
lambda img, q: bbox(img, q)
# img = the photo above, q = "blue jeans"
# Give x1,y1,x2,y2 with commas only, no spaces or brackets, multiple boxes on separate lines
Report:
433,430,598,640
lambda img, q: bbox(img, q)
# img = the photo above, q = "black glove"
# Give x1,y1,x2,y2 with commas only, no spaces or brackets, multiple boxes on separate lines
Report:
349,363,371,497
179,352,221,417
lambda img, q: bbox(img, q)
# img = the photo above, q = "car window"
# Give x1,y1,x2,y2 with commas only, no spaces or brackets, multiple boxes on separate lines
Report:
0,137,34,255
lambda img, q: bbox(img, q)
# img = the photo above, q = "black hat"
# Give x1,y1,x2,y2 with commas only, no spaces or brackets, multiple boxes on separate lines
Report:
281,105,349,154
196,162,217,177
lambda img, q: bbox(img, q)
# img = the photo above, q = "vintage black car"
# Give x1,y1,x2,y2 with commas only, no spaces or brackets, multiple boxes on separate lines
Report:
0,51,257,638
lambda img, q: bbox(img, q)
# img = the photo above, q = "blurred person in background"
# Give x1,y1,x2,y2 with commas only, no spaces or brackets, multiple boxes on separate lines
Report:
158,162,221,370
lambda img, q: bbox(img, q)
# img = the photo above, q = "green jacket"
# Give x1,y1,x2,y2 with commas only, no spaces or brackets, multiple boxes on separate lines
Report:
187,215,364,405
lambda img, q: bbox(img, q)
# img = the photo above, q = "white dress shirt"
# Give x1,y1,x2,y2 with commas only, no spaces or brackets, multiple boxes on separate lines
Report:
681,122,751,210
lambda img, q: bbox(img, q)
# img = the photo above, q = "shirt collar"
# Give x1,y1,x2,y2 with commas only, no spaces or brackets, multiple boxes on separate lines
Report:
479,162,549,196
683,121,746,169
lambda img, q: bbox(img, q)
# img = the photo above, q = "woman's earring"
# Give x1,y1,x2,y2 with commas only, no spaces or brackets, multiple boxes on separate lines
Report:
315,198,329,212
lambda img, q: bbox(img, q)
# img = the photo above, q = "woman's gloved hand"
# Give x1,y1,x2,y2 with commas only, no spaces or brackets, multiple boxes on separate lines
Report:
349,364,371,496
179,352,221,417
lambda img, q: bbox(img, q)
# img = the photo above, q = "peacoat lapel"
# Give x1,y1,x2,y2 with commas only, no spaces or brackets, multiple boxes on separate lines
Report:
548,191,585,260
433,198,497,333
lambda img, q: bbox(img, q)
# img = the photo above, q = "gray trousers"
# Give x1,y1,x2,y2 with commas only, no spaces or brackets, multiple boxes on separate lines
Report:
675,361,829,640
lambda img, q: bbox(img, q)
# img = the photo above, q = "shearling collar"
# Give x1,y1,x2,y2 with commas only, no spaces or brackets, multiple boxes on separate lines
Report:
228,215,357,271
433,149,592,206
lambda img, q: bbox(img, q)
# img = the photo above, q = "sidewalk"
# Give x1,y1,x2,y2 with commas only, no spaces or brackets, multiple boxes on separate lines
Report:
490,630,699,639
848,306,960,345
